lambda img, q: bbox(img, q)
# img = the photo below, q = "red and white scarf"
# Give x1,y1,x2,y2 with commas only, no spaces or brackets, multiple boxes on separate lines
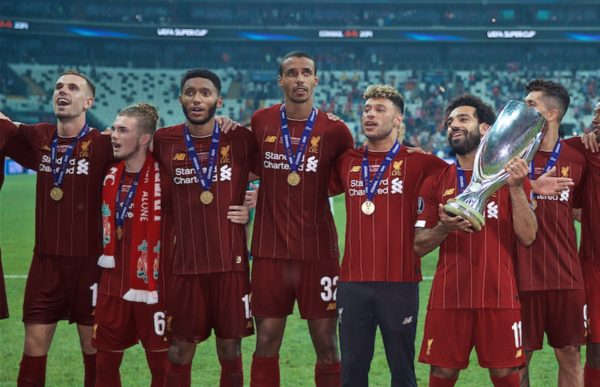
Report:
98,154,161,304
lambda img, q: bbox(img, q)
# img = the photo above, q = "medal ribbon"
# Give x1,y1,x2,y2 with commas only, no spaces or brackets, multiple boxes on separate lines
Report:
361,142,401,202
529,140,561,180
279,105,317,173
50,124,90,188
456,159,467,193
115,170,141,229
184,122,220,192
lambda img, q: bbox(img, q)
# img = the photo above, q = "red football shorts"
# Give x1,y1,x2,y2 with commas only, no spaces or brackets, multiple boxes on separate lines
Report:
165,271,254,343
0,249,8,319
520,290,586,350
92,294,169,351
419,309,525,369
23,254,102,325
583,261,600,343
251,257,339,320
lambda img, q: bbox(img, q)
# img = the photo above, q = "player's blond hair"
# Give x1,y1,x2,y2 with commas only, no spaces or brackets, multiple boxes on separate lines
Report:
118,103,159,135
363,84,404,114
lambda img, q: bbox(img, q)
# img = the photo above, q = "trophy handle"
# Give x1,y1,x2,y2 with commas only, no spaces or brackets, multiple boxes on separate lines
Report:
521,131,543,164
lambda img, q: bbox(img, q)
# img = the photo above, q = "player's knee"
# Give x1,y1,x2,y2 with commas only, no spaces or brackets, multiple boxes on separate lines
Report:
489,367,519,379
555,345,581,368
255,328,284,355
314,334,339,363
168,343,194,365
431,366,459,380
216,339,241,360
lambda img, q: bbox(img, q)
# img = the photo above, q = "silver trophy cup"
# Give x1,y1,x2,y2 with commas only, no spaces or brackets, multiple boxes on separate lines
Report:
443,100,545,231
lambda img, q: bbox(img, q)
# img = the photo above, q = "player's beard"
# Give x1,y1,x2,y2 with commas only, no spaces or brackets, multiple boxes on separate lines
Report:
448,129,481,155
182,101,218,126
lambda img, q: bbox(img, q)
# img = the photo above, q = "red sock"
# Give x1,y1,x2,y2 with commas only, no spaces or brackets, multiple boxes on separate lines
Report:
146,351,169,387
250,354,280,387
491,372,520,387
315,362,341,387
17,354,47,387
165,362,192,387
585,364,600,387
429,374,457,387
95,351,123,387
83,353,97,387
219,356,243,387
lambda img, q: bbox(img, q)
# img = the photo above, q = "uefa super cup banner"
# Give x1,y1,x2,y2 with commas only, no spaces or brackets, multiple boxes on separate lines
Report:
443,100,545,231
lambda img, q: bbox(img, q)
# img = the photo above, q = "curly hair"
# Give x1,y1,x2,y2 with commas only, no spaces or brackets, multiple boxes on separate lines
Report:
445,94,496,126
363,84,404,114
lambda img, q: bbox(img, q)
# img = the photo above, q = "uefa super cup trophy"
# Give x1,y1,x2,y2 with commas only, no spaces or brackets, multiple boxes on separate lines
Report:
443,100,545,231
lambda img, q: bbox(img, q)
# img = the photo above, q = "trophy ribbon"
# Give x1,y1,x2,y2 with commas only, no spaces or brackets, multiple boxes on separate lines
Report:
184,122,220,205
279,105,317,186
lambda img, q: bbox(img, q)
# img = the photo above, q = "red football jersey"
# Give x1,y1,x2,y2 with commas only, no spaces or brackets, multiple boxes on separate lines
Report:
335,146,447,282
516,141,586,291
0,120,36,188
153,124,257,275
250,104,354,261
564,136,600,263
19,123,113,258
417,164,530,309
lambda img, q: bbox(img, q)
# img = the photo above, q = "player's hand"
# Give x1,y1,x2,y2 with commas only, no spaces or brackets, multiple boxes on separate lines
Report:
326,112,345,123
505,157,528,187
216,116,240,133
437,204,473,233
582,130,600,153
244,182,259,209
227,205,250,224
530,166,574,195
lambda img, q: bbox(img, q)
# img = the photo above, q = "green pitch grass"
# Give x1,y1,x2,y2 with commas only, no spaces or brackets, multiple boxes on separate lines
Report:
0,174,577,386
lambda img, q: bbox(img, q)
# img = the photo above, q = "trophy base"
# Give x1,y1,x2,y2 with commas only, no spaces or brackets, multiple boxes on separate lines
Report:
443,199,485,232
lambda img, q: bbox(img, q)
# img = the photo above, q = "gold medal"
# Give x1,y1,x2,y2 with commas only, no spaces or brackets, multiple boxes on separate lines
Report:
287,171,301,186
361,200,375,215
50,187,63,201
200,190,214,205
116,226,123,240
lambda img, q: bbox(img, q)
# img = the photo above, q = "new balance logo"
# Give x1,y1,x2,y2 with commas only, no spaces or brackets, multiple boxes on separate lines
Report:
486,201,498,219
402,316,414,325
173,153,186,161
351,166,361,172
76,159,89,175
264,136,277,143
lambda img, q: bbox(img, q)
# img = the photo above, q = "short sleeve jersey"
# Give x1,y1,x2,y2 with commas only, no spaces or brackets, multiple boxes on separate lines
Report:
416,164,529,310
335,146,447,282
153,124,257,275
516,141,586,291
19,123,112,258
0,120,36,188
250,104,354,261
564,136,600,263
